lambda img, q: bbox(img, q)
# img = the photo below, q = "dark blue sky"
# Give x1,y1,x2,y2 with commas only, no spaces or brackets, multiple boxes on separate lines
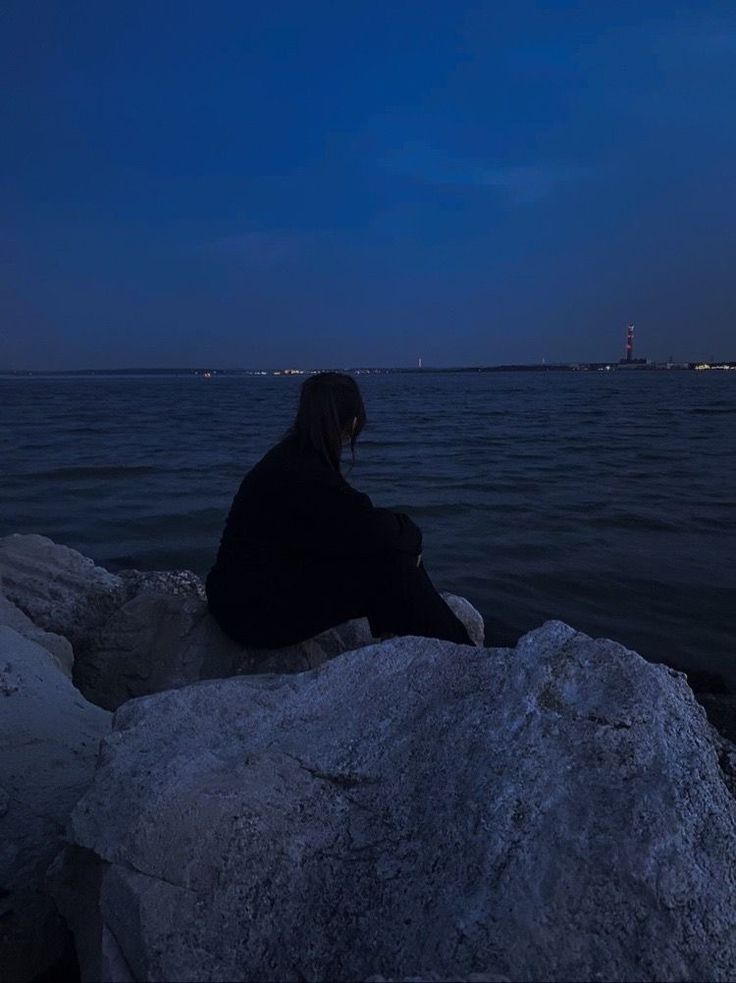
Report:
2,1,735,369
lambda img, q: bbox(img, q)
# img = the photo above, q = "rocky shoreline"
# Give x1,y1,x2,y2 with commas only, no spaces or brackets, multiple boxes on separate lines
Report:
1,533,735,982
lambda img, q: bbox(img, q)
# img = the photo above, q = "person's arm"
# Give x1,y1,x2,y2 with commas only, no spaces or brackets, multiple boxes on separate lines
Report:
365,504,423,556
294,478,422,559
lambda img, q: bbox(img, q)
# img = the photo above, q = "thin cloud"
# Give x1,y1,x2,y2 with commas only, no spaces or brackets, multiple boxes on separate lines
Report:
202,230,317,268
381,142,590,203
477,163,591,203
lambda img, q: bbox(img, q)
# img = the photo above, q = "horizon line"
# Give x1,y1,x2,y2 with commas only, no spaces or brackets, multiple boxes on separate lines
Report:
2,358,735,375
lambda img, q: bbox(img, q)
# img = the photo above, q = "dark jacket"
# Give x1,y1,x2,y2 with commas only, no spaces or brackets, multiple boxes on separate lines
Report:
206,434,422,645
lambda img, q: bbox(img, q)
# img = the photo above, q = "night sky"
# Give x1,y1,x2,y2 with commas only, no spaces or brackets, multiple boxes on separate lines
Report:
2,2,735,370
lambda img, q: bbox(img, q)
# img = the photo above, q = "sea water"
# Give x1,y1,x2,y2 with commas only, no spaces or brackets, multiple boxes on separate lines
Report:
1,370,734,680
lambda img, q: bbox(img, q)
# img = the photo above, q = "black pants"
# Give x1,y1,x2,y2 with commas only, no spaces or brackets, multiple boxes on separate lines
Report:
362,553,473,644
207,551,473,649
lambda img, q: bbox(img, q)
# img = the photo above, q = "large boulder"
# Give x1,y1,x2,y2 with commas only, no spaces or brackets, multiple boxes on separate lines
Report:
0,626,111,982
0,535,484,710
54,622,736,982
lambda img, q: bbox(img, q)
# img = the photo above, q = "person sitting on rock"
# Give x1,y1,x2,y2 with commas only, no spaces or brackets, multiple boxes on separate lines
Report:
205,371,473,649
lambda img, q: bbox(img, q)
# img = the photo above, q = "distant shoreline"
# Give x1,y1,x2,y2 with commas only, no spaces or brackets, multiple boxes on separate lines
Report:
2,360,735,377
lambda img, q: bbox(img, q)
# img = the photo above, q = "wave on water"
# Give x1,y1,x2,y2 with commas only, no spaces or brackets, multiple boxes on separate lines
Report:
16,463,248,482
28,464,162,480
124,507,227,532
691,406,736,415
390,501,512,517
589,511,681,532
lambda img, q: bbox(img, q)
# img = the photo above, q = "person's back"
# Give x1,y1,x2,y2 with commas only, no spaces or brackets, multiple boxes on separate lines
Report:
206,372,472,649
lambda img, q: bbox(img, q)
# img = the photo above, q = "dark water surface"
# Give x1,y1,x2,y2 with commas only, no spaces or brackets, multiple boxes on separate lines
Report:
2,371,735,680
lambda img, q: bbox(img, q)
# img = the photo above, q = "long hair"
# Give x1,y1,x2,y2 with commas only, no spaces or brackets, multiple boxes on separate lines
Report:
284,372,367,472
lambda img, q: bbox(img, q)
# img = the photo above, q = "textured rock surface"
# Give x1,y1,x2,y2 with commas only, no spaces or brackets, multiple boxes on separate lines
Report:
57,622,736,982
0,534,484,710
0,592,73,676
0,626,111,982
70,588,236,711
440,590,485,647
0,533,123,650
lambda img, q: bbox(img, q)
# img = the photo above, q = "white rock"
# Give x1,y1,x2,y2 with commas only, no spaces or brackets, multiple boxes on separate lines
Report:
0,626,111,981
55,622,736,982
0,533,122,651
0,592,74,676
71,590,227,711
441,590,485,646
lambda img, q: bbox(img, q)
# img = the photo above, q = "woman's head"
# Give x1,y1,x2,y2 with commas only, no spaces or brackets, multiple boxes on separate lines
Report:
287,371,366,471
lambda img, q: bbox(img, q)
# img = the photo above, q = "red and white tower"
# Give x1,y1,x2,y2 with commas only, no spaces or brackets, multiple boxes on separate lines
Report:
625,324,634,362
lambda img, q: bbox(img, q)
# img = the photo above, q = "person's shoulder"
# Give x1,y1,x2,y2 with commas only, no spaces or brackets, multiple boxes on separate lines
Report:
238,438,290,485
246,435,334,482
257,436,295,467
268,434,322,467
